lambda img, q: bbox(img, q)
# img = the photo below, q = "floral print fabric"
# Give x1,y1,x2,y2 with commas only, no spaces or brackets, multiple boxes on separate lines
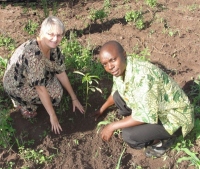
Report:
111,56,194,137
3,39,66,112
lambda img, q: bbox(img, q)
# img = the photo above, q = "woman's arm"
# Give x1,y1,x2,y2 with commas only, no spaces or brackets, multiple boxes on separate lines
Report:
56,72,77,100
35,85,62,134
56,71,85,113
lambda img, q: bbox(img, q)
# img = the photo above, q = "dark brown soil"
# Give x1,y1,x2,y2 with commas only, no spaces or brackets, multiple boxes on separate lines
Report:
0,0,200,168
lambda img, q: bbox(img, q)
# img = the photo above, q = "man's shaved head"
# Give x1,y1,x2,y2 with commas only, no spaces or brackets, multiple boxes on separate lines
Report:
99,41,125,57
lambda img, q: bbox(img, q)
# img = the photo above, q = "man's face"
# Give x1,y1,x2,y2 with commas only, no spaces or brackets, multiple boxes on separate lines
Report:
100,49,126,77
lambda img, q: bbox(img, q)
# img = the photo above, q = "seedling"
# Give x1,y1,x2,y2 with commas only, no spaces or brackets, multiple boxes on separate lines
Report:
73,139,79,145
73,71,102,113
145,0,157,8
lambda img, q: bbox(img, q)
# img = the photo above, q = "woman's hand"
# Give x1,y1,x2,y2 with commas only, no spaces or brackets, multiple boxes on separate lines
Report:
72,99,85,114
50,114,63,134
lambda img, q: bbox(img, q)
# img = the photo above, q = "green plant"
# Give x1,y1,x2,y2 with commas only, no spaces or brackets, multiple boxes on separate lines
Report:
116,146,126,169
125,10,145,30
0,35,15,51
96,120,111,133
73,71,102,113
172,116,200,169
24,20,39,35
187,4,198,12
96,110,120,133
1,2,7,9
103,0,111,9
129,47,150,61
73,139,79,145
19,146,55,164
52,1,58,15
0,56,7,77
41,0,49,17
145,0,157,8
177,148,200,168
0,109,15,148
188,76,200,114
89,8,108,23
15,131,35,147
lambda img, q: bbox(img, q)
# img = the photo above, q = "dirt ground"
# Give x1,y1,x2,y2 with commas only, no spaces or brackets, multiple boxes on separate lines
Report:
0,0,200,168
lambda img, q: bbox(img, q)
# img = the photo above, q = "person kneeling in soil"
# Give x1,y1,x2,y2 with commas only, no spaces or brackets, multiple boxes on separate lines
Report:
94,40,194,157
3,16,85,134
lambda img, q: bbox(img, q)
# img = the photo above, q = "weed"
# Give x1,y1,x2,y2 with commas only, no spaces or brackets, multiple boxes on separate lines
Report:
19,146,55,164
129,47,150,61
96,120,111,133
0,35,15,51
187,4,199,12
96,110,120,133
30,2,37,10
52,1,58,15
145,0,157,8
0,56,7,77
89,8,108,23
0,109,15,148
116,146,126,169
103,0,111,9
39,130,49,140
188,76,200,114
24,20,39,35
56,95,70,115
125,10,145,30
41,0,49,17
73,139,79,145
23,7,28,14
61,32,106,82
5,161,15,169
1,2,7,9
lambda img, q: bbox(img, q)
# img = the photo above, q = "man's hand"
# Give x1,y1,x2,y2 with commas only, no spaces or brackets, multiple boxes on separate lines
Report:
101,124,114,141
93,109,104,121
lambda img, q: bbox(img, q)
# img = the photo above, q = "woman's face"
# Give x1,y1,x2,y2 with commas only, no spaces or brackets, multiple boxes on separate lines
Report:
41,25,63,49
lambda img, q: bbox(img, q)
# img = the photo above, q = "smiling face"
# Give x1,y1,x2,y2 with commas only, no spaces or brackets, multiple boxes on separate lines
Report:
99,41,127,77
39,16,65,49
42,25,63,49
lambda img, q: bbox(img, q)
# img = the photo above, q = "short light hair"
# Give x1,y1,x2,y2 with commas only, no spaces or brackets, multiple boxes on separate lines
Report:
39,16,65,37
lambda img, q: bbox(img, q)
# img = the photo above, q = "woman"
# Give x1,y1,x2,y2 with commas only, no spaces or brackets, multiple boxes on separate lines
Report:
3,16,85,134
